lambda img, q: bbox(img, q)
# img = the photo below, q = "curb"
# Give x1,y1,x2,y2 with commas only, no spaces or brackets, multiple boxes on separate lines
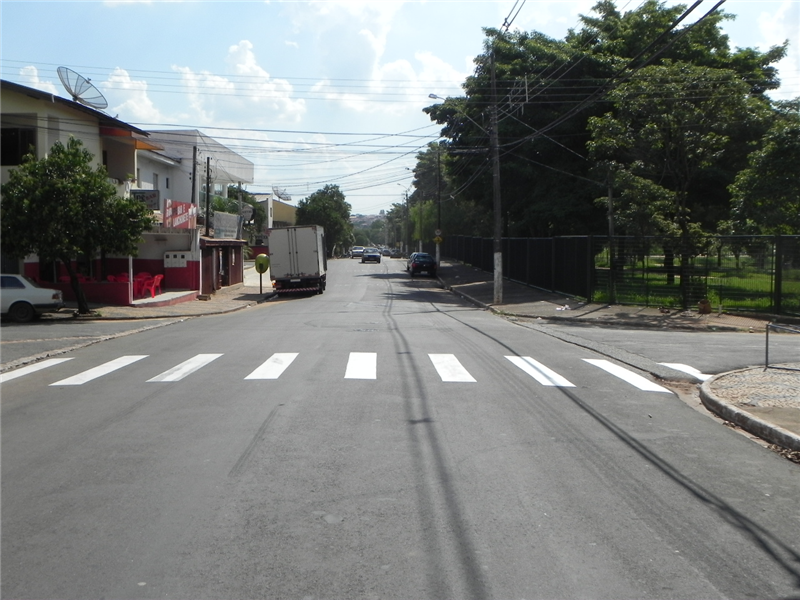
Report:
699,371,800,452
64,291,278,321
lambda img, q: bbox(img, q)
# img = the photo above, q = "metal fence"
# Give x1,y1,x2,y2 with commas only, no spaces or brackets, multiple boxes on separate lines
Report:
438,235,800,317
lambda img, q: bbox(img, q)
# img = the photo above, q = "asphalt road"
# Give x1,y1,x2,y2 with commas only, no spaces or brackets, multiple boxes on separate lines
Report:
3,259,799,599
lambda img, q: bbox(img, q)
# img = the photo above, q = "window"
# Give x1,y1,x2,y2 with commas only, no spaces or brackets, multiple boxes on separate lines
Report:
0,127,36,167
166,177,170,190
153,172,159,191
1,275,26,289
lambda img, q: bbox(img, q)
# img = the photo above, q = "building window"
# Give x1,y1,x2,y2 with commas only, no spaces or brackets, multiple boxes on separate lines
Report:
153,173,159,191
166,177,170,190
0,127,36,167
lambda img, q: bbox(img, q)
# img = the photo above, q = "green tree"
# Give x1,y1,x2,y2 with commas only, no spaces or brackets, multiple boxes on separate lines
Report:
425,1,787,239
587,62,765,305
1,138,154,314
295,184,352,257
729,102,800,235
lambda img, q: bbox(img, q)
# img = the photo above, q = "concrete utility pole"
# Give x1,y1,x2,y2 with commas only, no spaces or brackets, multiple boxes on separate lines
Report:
490,50,503,305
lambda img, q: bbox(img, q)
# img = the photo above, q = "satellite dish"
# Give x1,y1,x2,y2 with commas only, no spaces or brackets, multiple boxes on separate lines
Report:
57,67,108,110
272,186,292,202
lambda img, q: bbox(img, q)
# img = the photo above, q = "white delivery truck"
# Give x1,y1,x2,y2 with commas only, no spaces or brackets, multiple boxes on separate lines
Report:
267,225,327,295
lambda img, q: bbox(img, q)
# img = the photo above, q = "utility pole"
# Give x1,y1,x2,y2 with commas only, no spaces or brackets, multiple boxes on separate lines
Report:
436,147,441,266
204,157,211,237
490,49,503,305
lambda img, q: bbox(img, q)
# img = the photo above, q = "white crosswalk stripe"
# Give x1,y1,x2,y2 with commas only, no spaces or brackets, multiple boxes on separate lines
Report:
345,352,377,379
147,354,223,382
1,358,73,384
659,363,712,381
245,353,299,380
506,356,575,387
583,359,671,393
429,354,476,382
5,351,689,393
50,356,148,386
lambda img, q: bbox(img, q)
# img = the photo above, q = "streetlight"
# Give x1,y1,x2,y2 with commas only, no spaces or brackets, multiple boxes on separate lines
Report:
429,91,503,304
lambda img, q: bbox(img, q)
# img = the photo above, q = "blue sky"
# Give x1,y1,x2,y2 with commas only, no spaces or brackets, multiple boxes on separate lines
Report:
2,0,798,214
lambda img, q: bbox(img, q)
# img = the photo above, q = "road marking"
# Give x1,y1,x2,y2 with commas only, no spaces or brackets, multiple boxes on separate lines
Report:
429,354,476,382
147,354,223,382
50,356,148,386
506,356,575,387
659,363,713,381
583,359,671,393
1,358,74,384
245,353,299,380
345,352,377,379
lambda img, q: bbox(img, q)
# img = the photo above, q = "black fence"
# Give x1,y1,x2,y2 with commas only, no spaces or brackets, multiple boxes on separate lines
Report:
436,235,800,317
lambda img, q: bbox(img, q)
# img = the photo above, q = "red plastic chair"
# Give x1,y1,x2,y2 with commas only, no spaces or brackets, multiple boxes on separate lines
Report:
141,274,163,298
107,275,117,282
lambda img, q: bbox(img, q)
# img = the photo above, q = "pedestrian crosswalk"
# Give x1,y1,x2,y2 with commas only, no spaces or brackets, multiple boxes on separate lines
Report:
1,351,709,393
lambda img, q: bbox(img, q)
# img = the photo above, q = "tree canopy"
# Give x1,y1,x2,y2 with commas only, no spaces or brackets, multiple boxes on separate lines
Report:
295,184,352,257
1,137,154,313
421,0,792,241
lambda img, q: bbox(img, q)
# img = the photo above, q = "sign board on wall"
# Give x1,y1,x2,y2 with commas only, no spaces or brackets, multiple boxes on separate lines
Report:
213,212,241,239
131,189,161,211
164,200,197,229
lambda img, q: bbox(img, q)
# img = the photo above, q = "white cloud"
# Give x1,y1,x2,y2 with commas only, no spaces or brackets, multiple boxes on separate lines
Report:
757,1,800,100
103,68,165,123
172,40,306,126
18,66,58,95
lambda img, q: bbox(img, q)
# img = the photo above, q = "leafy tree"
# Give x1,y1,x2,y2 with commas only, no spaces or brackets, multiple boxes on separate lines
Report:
587,62,765,305
295,184,352,257
425,1,787,240
729,102,800,235
1,138,154,314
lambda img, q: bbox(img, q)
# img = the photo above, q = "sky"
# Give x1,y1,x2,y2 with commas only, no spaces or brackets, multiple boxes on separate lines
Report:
2,0,798,215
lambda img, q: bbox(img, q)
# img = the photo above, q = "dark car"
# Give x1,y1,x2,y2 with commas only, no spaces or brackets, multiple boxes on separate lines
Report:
361,247,381,263
407,253,437,277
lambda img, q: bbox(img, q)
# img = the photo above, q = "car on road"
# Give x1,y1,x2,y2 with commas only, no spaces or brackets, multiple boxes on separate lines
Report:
407,252,437,277
351,246,365,259
361,247,381,263
1,274,65,322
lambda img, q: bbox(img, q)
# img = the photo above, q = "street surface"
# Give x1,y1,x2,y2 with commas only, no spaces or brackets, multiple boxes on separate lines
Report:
3,258,799,599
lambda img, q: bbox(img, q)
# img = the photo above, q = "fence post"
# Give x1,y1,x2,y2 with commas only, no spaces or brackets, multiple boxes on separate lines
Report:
774,235,783,315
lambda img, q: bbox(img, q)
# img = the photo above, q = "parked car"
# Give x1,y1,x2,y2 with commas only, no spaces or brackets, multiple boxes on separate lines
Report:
407,253,437,277
361,247,381,263
381,248,392,257
1,274,65,322
351,246,365,259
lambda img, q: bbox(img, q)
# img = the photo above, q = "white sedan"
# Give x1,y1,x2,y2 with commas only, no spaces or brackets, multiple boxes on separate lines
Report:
1,274,65,322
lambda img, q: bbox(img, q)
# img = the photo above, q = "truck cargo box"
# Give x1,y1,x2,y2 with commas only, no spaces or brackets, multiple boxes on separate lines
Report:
267,225,327,294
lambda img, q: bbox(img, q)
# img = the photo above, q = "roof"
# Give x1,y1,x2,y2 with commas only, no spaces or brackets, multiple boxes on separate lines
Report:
1,79,150,137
